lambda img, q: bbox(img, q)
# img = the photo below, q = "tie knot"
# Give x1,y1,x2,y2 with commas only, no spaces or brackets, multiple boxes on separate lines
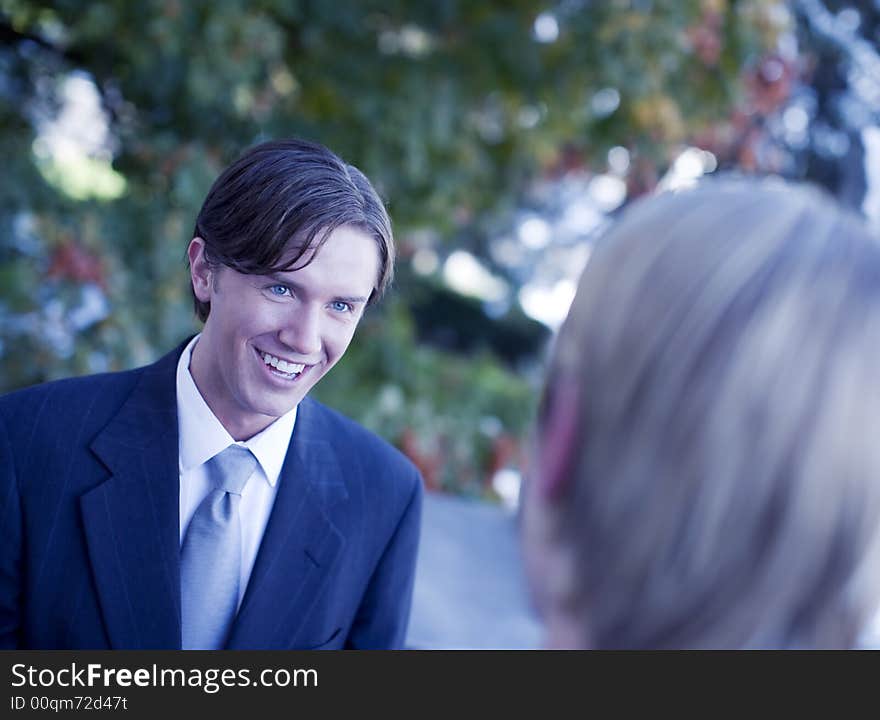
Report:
208,445,257,495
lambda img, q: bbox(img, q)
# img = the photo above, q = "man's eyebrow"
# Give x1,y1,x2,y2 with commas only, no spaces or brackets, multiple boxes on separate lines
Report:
264,273,370,304
333,295,371,304
264,271,300,286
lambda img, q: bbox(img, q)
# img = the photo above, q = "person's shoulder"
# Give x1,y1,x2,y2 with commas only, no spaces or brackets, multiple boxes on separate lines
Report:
1,366,142,407
0,340,186,421
301,397,421,485
0,364,149,438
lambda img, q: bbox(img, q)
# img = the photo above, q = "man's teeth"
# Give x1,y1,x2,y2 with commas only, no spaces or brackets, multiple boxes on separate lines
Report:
260,352,305,375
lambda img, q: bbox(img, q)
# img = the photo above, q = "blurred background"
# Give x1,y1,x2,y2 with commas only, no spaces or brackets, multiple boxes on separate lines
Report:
2,0,879,646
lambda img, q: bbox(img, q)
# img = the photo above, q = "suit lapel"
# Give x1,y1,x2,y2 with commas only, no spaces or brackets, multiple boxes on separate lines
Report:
82,346,184,649
227,399,348,649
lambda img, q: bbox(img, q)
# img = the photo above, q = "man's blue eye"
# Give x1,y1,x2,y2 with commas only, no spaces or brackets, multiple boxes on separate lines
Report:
330,301,351,313
269,285,289,296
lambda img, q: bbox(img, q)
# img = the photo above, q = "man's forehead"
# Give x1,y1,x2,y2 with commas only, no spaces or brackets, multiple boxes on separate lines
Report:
273,225,378,268
259,227,380,296
272,242,319,273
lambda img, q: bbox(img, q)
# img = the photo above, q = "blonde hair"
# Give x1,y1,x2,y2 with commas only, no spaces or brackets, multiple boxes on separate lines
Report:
534,178,880,648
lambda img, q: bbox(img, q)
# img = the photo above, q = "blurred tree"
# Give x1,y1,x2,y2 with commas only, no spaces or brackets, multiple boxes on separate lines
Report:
693,0,880,216
780,0,878,210
0,0,782,495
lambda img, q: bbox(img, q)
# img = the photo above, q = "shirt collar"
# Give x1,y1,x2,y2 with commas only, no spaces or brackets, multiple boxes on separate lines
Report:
176,334,297,486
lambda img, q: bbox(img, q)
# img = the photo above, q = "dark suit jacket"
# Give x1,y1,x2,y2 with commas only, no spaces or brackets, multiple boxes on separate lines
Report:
0,342,423,649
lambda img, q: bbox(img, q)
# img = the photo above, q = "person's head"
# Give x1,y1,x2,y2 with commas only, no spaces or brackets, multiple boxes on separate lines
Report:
190,138,394,320
187,138,394,440
523,177,880,649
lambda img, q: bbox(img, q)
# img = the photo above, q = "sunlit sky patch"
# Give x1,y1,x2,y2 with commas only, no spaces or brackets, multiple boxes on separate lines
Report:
31,71,125,201
443,250,509,303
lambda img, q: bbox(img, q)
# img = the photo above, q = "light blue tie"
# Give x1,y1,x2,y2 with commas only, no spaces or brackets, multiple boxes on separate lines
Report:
180,444,256,650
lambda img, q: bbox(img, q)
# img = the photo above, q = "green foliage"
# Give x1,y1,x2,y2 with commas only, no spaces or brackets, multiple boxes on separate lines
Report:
0,0,779,494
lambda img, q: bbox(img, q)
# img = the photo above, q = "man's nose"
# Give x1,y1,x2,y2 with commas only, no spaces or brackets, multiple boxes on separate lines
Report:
278,305,322,357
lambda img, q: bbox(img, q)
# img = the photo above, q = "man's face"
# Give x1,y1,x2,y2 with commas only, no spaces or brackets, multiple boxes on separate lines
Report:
188,225,380,440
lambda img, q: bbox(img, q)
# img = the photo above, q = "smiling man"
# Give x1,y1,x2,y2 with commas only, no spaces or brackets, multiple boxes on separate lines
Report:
188,224,379,439
0,139,424,649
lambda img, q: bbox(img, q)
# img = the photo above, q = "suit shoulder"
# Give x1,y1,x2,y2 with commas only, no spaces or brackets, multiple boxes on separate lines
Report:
0,367,145,437
303,398,421,484
0,339,186,421
1,367,143,406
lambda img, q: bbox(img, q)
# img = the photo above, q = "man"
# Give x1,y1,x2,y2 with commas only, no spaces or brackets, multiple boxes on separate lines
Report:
0,138,423,649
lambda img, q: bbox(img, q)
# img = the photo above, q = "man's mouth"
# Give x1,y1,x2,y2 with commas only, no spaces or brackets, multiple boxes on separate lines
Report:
257,349,307,379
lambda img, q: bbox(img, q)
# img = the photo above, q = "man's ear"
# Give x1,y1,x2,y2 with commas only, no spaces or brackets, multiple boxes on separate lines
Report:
188,237,213,304
536,376,581,501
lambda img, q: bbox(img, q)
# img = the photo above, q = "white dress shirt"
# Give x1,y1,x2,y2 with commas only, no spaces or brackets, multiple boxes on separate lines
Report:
176,334,297,607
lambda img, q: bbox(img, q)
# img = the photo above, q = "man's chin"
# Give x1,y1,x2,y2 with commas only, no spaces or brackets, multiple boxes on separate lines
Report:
254,393,304,419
